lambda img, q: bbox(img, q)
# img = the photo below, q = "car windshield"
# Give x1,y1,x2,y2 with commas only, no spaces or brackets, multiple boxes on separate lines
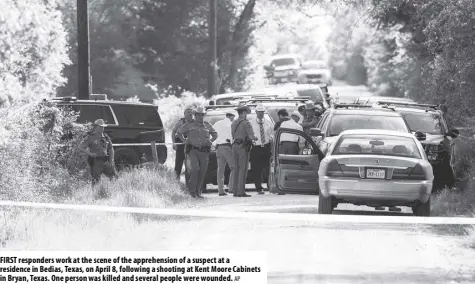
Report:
400,112,443,135
271,58,296,66
332,134,422,159
303,62,327,69
295,89,323,103
329,114,408,136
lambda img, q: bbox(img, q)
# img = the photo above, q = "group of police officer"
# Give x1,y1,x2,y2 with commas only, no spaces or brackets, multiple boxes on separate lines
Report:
78,98,327,195
169,101,323,198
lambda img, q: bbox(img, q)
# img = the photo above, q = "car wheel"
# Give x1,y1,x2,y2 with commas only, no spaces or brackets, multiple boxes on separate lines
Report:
114,148,140,172
413,198,431,217
318,190,333,214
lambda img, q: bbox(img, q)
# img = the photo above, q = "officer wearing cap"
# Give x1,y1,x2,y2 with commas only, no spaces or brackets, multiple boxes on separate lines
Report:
300,102,320,135
212,109,236,196
231,105,258,197
249,104,274,194
78,119,118,185
177,107,217,198
171,107,195,179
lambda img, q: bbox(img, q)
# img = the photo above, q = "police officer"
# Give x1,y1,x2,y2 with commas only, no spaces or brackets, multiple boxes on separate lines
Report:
177,107,217,198
300,102,320,135
78,119,118,185
231,105,257,197
171,108,194,179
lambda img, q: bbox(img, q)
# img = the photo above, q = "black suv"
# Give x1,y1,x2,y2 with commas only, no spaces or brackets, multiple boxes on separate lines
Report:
375,102,460,189
52,96,167,170
312,104,414,156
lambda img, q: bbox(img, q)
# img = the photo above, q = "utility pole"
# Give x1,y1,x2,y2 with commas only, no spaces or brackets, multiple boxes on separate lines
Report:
207,0,217,98
77,0,90,100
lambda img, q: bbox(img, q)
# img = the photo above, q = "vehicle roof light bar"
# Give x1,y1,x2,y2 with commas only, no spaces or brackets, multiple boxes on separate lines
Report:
333,104,374,109
375,101,439,109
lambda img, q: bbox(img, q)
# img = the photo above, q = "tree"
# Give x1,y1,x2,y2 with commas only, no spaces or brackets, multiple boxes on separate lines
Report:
0,0,69,106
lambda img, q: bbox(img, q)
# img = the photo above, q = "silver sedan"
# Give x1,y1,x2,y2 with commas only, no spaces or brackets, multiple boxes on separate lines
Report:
317,129,434,216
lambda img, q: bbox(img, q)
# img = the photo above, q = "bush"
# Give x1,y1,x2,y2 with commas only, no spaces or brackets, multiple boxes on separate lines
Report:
0,101,90,202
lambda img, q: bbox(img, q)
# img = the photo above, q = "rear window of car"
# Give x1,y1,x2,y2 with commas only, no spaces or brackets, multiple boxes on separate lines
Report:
332,134,422,159
399,112,444,135
271,58,296,66
112,105,163,128
328,114,408,136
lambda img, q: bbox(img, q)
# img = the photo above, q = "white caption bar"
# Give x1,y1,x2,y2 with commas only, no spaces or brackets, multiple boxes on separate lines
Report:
0,251,267,284
0,200,474,225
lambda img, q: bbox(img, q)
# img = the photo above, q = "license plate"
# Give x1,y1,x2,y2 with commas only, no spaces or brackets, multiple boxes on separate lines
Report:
311,79,321,83
281,78,288,82
366,168,386,179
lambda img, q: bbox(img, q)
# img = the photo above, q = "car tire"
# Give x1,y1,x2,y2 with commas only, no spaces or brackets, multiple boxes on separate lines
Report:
114,148,140,172
413,198,431,217
318,190,333,214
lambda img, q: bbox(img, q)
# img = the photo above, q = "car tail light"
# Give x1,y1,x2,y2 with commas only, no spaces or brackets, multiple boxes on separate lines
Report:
339,164,360,177
393,164,426,180
326,160,343,176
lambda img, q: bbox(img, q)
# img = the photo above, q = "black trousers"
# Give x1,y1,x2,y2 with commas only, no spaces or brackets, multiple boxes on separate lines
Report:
250,143,271,191
174,141,186,179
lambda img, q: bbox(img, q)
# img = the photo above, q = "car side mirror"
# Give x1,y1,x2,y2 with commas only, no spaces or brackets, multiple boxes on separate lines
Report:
414,131,426,141
263,65,272,71
448,128,459,138
310,128,323,137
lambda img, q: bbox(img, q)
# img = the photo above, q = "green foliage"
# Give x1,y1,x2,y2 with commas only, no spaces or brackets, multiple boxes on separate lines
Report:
0,0,70,106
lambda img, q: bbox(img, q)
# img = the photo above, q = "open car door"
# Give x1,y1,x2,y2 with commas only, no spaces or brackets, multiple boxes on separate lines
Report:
271,128,323,194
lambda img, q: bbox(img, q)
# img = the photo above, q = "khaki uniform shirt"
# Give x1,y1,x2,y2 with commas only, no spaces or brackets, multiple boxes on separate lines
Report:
80,133,113,157
300,115,320,134
172,118,194,142
231,118,255,140
177,121,217,147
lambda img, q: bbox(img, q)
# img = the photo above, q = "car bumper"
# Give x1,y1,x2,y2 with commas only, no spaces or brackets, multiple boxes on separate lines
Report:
299,78,329,84
271,75,298,84
319,176,432,203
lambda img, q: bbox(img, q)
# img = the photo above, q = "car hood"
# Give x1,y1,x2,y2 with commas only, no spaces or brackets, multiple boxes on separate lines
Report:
412,132,444,145
273,65,299,71
299,69,330,75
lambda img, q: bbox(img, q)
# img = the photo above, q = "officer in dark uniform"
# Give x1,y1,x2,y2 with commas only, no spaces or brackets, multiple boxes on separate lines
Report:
171,107,194,179
78,119,118,185
177,107,217,198
231,105,257,197
300,102,320,135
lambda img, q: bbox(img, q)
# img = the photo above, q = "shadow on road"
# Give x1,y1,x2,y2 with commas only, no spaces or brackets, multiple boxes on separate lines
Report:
267,271,475,284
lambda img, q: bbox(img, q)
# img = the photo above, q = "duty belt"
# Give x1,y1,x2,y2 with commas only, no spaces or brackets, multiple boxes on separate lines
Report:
217,143,232,148
191,145,211,152
233,139,244,145
255,143,270,148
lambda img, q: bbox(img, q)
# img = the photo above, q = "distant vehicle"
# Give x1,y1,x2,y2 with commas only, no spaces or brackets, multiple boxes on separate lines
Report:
263,54,303,85
313,104,415,157
317,129,433,216
374,101,460,190
297,60,332,85
263,84,330,110
52,96,167,171
354,96,415,105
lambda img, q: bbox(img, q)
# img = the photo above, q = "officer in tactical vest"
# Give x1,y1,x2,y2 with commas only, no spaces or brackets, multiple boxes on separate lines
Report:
78,119,118,185
231,105,258,197
176,107,217,198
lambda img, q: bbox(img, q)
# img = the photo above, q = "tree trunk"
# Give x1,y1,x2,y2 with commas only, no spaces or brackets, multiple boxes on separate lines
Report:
227,0,256,91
